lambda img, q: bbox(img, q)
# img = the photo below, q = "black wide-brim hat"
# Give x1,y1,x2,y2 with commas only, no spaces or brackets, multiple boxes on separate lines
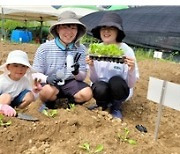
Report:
91,12,125,42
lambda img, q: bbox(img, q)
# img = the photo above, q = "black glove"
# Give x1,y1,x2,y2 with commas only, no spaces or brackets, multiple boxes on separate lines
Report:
46,74,62,86
71,53,81,75
71,62,80,75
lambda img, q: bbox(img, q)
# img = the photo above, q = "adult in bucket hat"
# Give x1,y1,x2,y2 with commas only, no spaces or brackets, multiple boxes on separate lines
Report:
33,11,92,110
86,12,139,119
49,11,86,44
91,12,125,43
0,50,41,117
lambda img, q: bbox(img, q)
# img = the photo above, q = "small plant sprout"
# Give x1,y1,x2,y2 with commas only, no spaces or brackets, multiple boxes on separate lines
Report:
79,142,104,154
66,103,75,111
0,114,12,127
79,142,90,152
69,103,75,109
118,128,137,145
42,109,58,118
94,144,104,153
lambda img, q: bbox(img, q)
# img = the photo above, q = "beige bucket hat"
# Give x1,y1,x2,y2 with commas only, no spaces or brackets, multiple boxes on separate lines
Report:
0,50,34,73
50,11,86,43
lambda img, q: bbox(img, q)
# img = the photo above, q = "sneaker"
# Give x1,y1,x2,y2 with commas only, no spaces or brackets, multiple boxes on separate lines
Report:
110,109,123,119
39,101,56,112
87,104,110,111
87,104,98,110
39,103,48,112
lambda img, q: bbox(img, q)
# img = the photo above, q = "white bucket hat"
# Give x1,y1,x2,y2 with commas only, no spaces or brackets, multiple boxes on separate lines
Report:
50,11,86,43
0,50,34,73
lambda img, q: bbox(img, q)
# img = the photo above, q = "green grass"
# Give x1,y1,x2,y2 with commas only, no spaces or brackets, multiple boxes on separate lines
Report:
135,48,179,63
134,48,154,61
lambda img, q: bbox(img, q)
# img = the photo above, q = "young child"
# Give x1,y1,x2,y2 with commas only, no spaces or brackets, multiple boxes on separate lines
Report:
0,50,41,117
86,12,139,119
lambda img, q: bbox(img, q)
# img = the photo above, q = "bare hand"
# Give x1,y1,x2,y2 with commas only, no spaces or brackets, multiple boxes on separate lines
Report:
124,56,135,72
86,55,94,66
33,78,42,93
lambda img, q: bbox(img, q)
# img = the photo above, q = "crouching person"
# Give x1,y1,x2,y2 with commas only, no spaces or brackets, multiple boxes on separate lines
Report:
0,50,42,117
32,11,92,109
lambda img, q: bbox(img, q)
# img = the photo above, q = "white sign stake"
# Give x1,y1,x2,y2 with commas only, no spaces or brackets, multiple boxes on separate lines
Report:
147,77,180,141
154,80,166,141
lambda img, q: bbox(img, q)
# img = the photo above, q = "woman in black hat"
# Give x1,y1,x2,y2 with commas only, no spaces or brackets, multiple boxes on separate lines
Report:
86,12,139,119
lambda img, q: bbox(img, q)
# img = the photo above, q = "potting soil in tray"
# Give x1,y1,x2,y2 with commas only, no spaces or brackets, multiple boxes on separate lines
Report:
89,54,125,63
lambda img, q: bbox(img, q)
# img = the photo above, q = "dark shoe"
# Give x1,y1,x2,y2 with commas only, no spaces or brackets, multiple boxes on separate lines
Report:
110,109,123,119
135,125,147,133
87,104,98,110
39,103,48,112
39,101,56,112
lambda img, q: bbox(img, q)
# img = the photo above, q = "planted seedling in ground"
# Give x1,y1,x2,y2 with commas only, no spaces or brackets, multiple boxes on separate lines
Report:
68,103,75,110
79,142,104,153
42,109,58,118
0,114,12,127
66,103,76,111
118,128,137,145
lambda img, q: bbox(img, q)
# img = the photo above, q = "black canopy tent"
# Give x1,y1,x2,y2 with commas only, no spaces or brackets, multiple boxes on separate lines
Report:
80,6,180,52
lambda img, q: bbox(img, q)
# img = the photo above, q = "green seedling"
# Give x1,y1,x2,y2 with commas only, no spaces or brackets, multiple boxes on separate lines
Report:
94,144,104,153
79,142,90,152
42,109,58,118
66,103,75,111
79,142,104,154
0,114,12,127
89,43,124,57
68,103,75,109
118,128,137,145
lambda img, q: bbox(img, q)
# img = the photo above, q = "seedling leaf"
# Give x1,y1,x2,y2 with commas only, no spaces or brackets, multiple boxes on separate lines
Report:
42,109,58,117
49,110,58,117
118,128,137,145
0,114,12,127
0,120,12,126
127,139,137,145
42,110,49,116
69,103,75,109
94,144,104,153
0,114,3,119
79,142,90,152
83,143,90,151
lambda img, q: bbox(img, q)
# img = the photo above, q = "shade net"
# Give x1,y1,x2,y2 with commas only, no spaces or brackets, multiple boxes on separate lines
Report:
80,6,180,52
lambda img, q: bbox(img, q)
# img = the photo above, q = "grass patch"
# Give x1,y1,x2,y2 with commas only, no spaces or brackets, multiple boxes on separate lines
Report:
134,48,154,61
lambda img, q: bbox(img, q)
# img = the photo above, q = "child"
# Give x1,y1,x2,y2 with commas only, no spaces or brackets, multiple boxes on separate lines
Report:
0,50,41,117
86,12,139,119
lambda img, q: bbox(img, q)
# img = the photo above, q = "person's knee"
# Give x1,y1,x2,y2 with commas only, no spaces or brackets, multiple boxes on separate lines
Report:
74,87,93,102
109,76,129,100
18,92,34,109
84,87,93,101
39,85,58,101
92,81,109,100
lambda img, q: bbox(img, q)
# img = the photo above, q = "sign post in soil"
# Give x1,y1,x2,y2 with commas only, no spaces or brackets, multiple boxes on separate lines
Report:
147,77,180,141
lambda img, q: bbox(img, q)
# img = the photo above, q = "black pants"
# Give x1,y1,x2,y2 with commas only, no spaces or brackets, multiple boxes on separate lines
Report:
91,76,130,108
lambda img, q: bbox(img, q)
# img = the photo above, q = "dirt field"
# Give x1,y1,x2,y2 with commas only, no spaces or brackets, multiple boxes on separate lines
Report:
0,42,180,154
